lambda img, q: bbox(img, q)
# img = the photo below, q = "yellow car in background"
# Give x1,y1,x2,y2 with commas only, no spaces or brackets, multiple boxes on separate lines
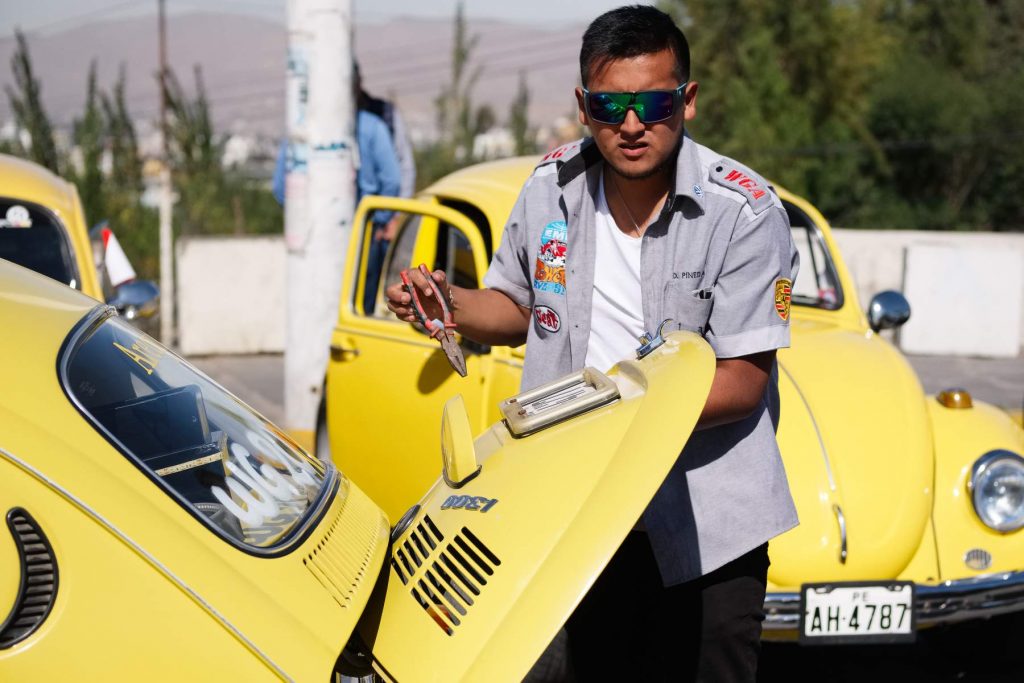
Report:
0,259,717,680
0,153,157,319
324,155,1024,647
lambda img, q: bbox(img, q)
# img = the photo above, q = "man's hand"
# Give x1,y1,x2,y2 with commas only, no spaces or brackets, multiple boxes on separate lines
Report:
384,267,532,347
385,267,451,324
374,216,401,242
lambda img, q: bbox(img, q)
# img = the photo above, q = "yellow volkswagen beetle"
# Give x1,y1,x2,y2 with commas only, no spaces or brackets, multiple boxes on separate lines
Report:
0,153,157,318
0,258,719,680
323,155,1024,647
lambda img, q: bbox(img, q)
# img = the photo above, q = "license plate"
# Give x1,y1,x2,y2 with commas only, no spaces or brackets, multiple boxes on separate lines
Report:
799,581,915,644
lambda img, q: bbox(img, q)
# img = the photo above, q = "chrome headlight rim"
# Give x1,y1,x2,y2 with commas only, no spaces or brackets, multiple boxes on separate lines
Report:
967,450,1024,533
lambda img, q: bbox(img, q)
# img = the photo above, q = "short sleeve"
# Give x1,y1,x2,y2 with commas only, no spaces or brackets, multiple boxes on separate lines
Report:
482,182,534,308
705,205,799,358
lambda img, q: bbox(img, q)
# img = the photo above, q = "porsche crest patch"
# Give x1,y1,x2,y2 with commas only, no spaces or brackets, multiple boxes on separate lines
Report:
774,278,792,321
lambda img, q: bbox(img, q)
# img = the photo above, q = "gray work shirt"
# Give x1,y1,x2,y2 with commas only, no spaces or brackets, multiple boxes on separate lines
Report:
483,135,800,586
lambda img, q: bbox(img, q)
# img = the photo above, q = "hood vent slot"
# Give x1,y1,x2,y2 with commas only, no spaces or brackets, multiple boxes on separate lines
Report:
1,508,59,649
304,488,388,609
391,518,501,636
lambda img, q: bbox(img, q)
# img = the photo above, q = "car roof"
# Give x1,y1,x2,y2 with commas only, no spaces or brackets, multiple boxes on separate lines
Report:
423,156,536,245
0,153,76,216
0,259,97,374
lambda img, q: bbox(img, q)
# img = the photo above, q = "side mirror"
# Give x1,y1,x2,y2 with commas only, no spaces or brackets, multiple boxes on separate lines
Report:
867,290,911,332
108,280,160,320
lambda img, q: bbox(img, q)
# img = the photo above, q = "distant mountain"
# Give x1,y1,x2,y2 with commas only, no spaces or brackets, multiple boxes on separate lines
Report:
0,12,587,140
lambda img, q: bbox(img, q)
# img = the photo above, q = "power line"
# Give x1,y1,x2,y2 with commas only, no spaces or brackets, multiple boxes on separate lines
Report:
5,0,147,38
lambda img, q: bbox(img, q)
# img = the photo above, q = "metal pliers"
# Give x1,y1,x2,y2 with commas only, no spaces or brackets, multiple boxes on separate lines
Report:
401,263,468,377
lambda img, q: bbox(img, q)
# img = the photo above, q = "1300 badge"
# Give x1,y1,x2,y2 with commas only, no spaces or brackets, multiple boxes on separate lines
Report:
441,495,499,512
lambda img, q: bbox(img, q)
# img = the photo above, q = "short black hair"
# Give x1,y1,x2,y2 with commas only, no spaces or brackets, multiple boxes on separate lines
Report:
579,5,690,87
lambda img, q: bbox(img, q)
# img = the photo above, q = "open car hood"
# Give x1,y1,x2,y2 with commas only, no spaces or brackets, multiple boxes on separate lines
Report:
358,331,715,681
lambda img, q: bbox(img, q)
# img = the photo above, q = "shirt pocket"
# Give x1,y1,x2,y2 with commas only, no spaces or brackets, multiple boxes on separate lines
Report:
662,281,714,335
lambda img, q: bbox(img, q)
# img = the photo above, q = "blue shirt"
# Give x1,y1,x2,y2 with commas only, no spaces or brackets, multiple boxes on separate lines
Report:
272,109,401,209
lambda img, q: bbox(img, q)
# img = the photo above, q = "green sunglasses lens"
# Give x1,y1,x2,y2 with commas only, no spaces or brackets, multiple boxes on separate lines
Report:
586,88,681,124
589,92,631,123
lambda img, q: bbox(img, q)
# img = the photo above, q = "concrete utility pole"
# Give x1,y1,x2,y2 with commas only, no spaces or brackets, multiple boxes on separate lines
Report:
284,0,356,450
157,0,175,345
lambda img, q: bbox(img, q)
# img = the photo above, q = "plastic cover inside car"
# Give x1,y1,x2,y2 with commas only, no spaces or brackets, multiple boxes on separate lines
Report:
61,312,330,550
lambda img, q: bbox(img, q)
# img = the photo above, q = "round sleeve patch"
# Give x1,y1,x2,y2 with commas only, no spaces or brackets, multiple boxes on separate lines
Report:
534,305,561,332
774,279,792,320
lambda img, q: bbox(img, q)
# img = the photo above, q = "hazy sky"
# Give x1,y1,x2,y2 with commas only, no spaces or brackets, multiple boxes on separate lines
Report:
1,0,648,36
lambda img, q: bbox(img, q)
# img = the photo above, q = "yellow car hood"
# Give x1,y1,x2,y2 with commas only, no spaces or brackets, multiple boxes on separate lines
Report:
358,332,715,682
767,320,934,589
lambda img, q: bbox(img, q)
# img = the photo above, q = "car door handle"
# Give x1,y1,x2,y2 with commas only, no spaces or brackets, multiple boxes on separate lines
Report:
330,343,360,360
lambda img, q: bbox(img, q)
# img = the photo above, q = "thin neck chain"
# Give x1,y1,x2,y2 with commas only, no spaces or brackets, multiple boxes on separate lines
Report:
606,171,665,238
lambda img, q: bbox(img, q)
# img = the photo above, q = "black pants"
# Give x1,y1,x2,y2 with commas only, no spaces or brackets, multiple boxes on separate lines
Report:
536,533,770,682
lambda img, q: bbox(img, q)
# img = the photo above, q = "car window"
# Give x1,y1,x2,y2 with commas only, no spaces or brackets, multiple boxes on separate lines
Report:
0,199,80,290
362,209,481,318
61,312,331,553
785,201,843,310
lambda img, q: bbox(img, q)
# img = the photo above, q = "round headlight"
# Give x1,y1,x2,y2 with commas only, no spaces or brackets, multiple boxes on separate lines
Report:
968,450,1024,533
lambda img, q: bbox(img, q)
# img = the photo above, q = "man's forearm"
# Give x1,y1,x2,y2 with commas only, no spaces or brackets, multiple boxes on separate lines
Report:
451,286,531,347
695,351,775,430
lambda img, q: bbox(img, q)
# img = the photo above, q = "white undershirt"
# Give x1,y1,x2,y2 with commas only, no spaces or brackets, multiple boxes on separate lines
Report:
585,171,645,372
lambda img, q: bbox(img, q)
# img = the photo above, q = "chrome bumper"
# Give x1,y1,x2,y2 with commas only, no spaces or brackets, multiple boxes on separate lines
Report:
763,570,1024,639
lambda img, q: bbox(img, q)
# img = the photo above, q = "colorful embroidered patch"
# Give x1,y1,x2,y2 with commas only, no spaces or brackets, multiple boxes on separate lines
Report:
774,278,792,321
534,305,561,332
533,220,567,295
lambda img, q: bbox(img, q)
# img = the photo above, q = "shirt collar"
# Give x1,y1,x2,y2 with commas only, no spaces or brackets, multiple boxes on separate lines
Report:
666,132,706,216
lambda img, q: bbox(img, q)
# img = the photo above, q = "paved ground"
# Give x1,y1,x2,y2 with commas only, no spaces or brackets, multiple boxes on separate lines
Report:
191,352,1024,428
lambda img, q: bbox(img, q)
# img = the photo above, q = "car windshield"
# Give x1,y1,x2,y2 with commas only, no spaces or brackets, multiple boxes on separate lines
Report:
0,199,80,290
61,312,330,551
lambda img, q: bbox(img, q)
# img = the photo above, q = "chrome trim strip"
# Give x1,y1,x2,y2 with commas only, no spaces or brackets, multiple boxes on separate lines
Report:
0,445,292,681
832,504,848,564
778,361,837,493
763,570,1024,635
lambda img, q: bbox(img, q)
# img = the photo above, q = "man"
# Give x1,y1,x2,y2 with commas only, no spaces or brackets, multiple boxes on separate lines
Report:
355,62,416,200
386,6,798,680
354,62,415,313
272,69,400,313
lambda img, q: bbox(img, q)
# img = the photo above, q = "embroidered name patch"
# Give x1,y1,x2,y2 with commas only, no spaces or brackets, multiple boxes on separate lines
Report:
774,278,792,320
534,305,561,332
533,220,567,295
709,159,772,214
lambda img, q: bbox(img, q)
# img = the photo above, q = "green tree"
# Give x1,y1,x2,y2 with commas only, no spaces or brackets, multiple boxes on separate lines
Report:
509,70,535,156
661,0,890,223
4,29,60,173
102,65,159,280
102,65,143,197
69,61,105,227
859,0,1024,230
418,1,493,186
162,65,281,236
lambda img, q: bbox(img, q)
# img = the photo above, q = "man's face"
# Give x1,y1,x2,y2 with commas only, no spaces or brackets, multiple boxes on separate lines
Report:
575,48,697,180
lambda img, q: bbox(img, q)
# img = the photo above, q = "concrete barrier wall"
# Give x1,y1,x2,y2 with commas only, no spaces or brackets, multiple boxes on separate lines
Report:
832,230,1024,357
176,230,1024,357
177,235,286,356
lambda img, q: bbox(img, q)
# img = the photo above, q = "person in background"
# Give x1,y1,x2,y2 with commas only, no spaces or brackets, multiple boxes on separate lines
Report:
355,62,416,200
272,68,401,313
